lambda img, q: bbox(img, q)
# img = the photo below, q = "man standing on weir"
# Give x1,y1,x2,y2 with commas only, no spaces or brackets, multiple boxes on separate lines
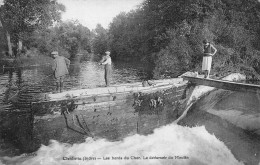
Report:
51,51,70,93
100,51,112,87
202,39,217,78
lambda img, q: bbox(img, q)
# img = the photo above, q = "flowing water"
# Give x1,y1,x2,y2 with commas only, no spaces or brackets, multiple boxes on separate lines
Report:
0,125,243,165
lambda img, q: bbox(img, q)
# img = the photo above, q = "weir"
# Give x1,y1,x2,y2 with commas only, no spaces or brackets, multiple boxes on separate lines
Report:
4,78,191,152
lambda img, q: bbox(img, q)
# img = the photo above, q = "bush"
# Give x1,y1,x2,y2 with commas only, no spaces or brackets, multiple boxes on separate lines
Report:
153,28,193,78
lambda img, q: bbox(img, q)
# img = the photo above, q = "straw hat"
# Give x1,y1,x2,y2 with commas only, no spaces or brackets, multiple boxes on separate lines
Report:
51,51,59,55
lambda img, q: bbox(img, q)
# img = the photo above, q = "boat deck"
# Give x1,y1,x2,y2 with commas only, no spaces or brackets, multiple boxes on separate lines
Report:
38,78,186,103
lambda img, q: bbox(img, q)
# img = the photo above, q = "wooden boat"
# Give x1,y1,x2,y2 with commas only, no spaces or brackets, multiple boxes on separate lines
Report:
6,78,189,152
31,78,187,115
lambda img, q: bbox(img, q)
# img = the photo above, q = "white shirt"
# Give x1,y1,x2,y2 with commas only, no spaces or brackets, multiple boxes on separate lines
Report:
102,55,112,65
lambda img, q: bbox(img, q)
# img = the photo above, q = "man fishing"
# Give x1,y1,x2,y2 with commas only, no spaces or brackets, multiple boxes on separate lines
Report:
100,51,112,87
51,51,70,93
202,39,217,78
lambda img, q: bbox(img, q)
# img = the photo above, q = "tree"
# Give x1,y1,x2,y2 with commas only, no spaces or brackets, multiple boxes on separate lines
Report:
92,24,109,56
0,8,12,56
1,0,65,56
23,20,93,58
106,0,260,79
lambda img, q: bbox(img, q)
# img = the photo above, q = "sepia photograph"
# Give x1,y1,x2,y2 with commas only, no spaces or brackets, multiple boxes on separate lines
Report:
0,0,259,164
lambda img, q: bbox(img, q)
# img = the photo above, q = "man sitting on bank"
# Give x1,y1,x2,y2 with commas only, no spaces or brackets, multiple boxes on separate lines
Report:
51,51,70,93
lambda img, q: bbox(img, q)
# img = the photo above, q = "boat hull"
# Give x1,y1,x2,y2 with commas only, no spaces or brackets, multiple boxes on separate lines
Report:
8,79,189,152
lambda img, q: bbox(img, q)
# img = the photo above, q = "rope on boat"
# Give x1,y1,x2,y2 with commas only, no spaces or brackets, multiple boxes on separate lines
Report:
72,114,88,134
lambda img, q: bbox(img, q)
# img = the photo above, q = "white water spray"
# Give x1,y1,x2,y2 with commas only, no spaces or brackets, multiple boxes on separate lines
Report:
0,124,243,165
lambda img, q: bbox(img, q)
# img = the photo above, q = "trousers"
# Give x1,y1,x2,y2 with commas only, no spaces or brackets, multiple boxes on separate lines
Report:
104,64,112,86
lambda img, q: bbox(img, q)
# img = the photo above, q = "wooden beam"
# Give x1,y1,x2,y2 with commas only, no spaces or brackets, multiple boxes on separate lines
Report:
182,76,260,93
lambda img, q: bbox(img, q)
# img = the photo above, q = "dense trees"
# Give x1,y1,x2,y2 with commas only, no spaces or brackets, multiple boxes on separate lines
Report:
24,20,93,58
92,24,109,56
106,0,260,79
0,0,65,56
0,0,92,58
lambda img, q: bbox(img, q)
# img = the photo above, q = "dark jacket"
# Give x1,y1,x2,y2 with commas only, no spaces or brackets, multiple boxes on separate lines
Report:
52,56,70,78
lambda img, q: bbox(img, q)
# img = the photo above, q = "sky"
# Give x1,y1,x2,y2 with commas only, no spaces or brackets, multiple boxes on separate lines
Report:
57,0,144,30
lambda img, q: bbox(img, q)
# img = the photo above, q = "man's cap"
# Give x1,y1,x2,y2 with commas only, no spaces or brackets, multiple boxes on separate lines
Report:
105,51,110,54
51,51,58,55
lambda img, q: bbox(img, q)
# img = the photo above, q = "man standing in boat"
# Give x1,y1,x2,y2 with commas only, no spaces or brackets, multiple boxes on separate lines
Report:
51,51,70,93
202,39,217,78
100,51,112,87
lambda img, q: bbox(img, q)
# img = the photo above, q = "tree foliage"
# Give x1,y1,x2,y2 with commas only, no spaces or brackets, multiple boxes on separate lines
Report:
105,0,260,79
92,24,109,56
2,0,64,38
24,20,93,58
0,0,65,56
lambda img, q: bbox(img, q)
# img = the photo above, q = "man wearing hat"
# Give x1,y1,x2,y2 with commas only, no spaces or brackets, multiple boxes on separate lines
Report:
51,51,70,92
202,39,217,78
100,51,112,86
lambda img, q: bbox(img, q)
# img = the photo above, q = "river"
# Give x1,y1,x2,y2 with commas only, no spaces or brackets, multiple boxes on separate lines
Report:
0,55,149,108
2,55,148,91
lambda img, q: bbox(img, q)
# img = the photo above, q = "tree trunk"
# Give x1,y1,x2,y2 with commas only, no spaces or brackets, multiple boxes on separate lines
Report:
0,8,13,57
6,31,12,56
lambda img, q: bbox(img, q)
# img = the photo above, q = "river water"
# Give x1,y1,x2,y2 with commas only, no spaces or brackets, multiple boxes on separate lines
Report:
0,55,149,109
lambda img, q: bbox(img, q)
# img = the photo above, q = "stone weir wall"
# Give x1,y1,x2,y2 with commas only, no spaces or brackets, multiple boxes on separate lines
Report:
2,80,189,153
